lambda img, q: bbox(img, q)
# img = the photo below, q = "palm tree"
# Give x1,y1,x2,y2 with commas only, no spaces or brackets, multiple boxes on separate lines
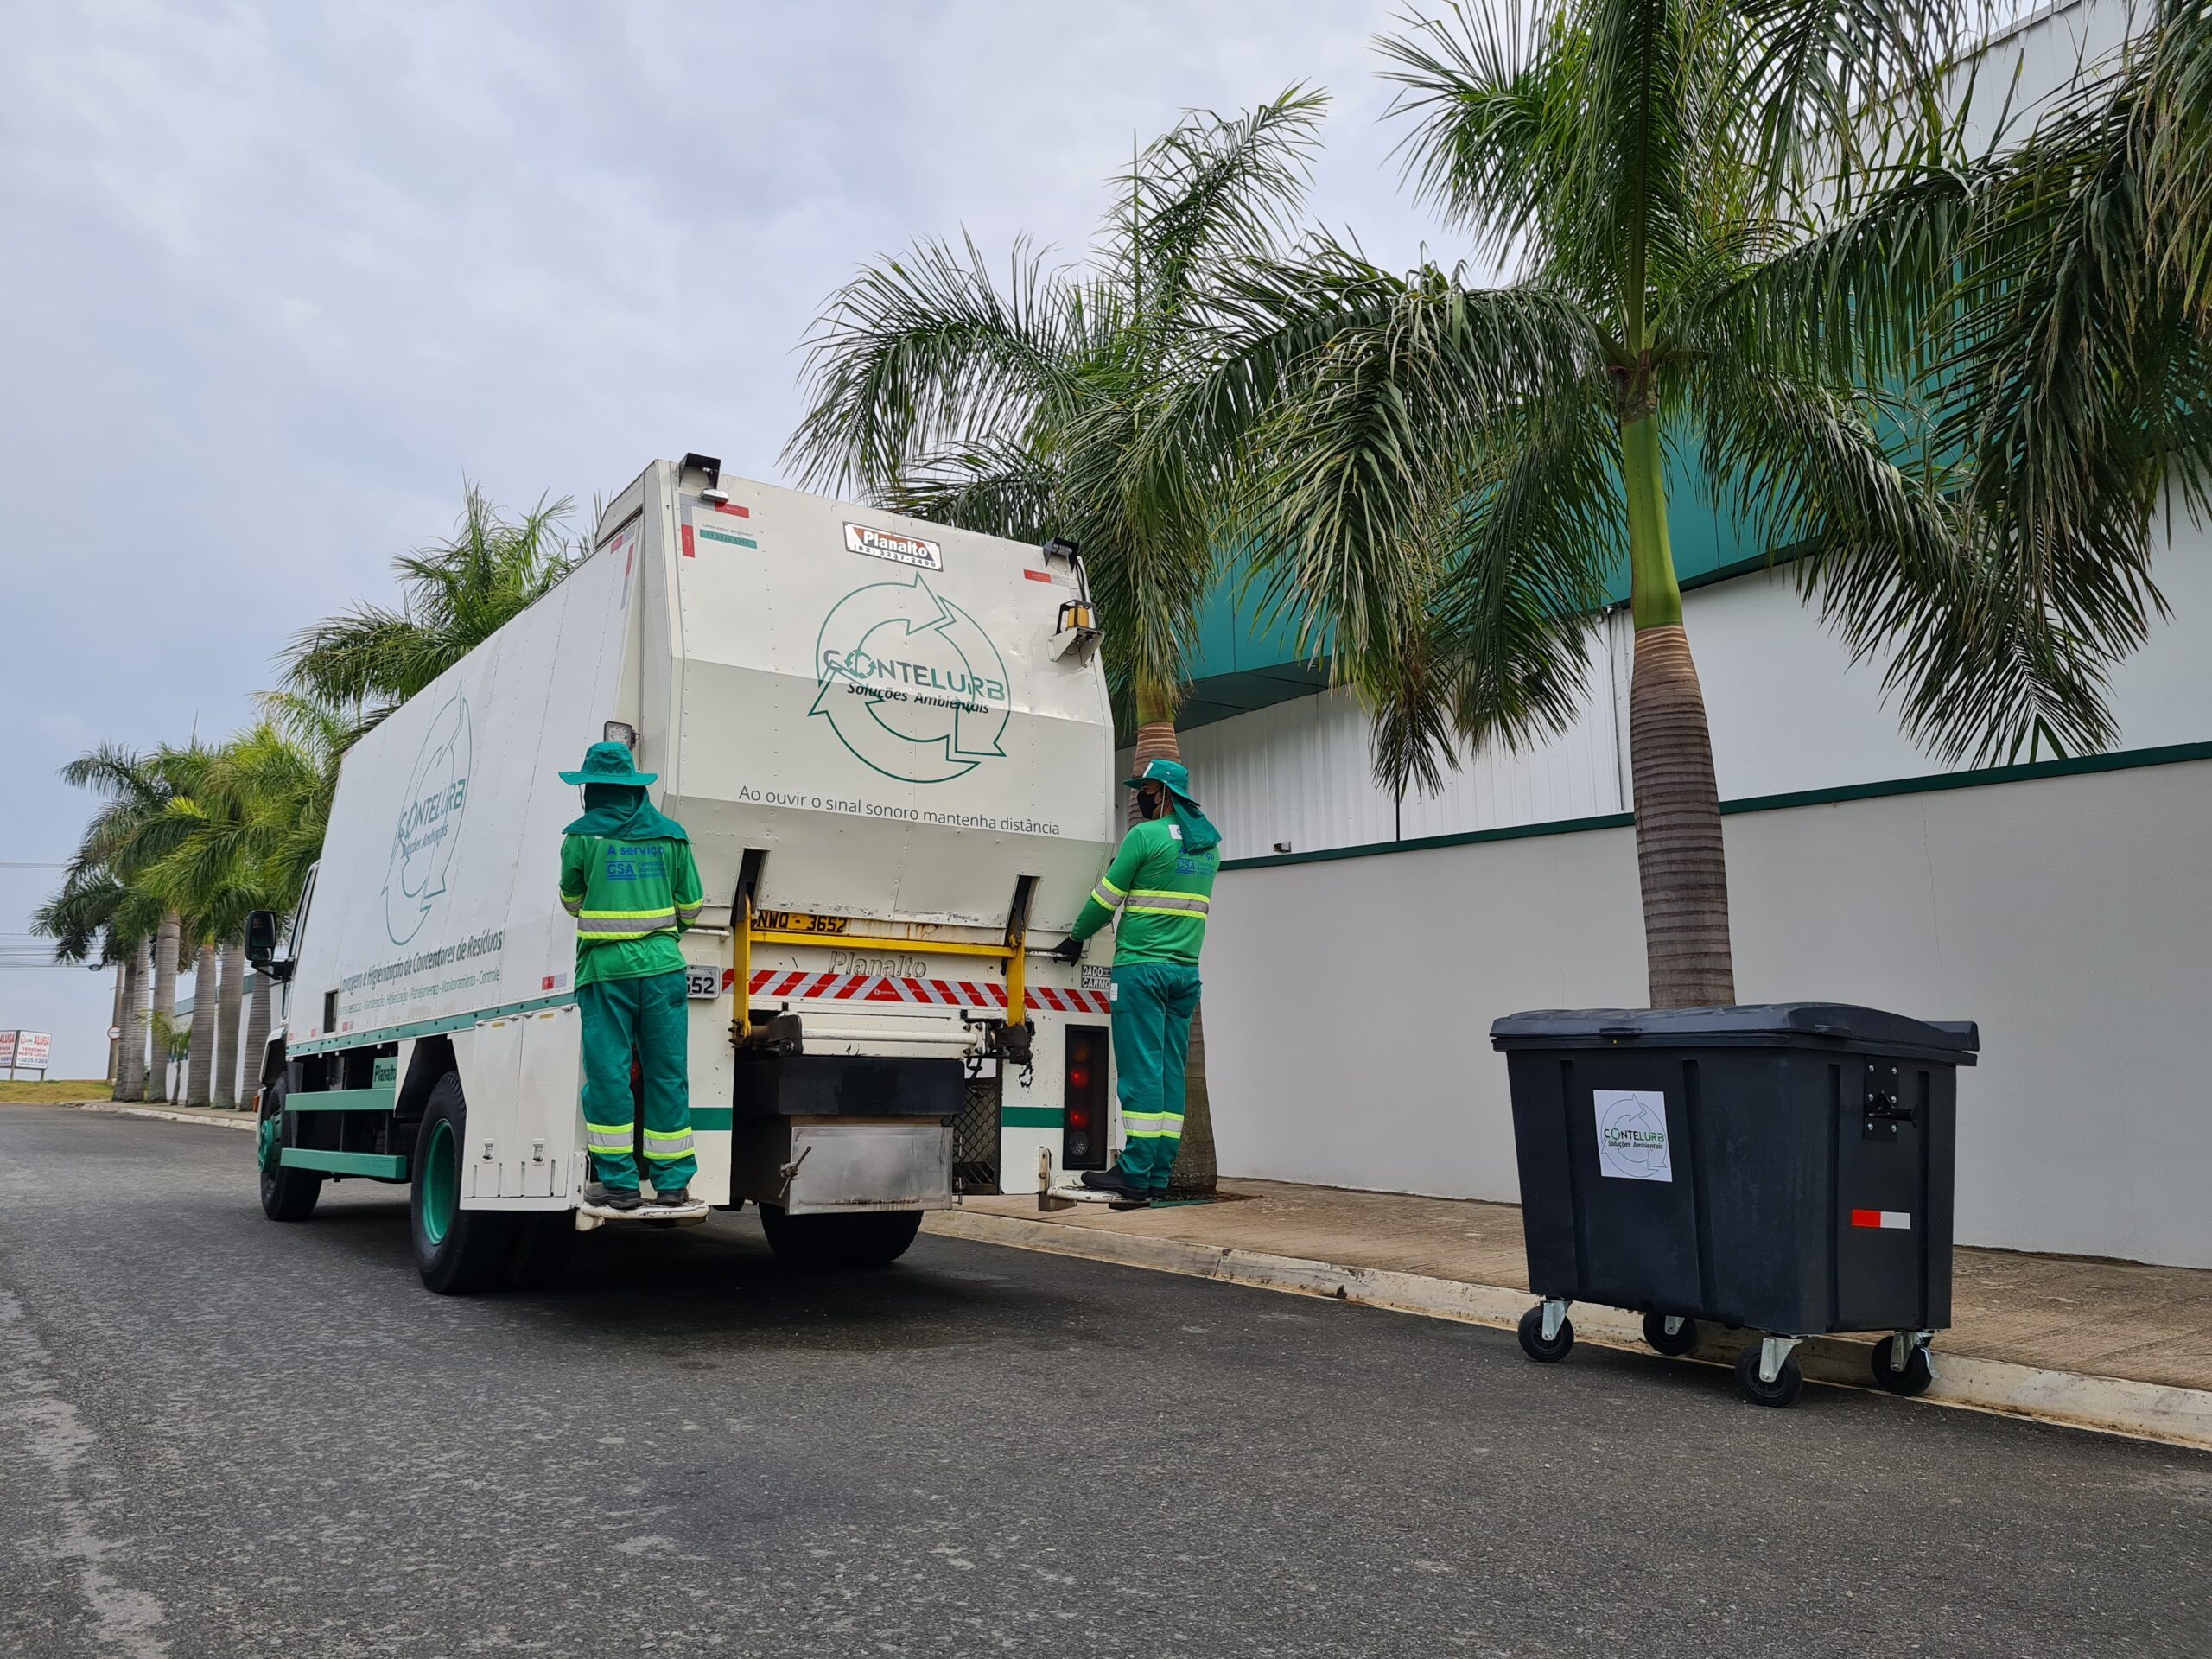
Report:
140,704,346,1105
1197,0,2180,1007
787,89,1330,1195
52,743,210,1098
32,864,161,1102
282,485,579,724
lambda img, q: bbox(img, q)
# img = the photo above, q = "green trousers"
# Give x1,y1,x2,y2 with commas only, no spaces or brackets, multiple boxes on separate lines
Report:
579,969,696,1192
1109,961,1201,1192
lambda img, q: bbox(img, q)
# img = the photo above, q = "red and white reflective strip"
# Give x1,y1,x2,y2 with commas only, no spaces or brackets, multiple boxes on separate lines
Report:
723,968,1110,1014
1851,1209,1912,1230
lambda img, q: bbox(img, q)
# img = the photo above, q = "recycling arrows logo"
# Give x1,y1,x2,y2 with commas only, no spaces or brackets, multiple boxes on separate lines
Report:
384,691,471,944
810,574,1012,783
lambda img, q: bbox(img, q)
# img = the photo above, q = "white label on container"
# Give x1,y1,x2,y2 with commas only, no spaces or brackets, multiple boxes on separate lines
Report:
1594,1090,1673,1182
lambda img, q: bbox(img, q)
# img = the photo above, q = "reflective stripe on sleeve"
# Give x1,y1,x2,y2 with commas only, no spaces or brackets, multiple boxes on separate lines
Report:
1089,882,1126,912
560,893,583,916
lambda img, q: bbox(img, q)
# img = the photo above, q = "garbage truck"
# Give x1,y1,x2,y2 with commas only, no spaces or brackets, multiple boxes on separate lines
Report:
245,454,1122,1292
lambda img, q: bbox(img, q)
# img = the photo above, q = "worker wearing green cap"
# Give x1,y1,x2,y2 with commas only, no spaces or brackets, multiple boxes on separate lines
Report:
557,741,704,1211
1053,757,1222,1204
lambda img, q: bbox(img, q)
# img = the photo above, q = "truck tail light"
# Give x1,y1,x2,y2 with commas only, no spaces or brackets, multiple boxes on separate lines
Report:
1063,1025,1108,1171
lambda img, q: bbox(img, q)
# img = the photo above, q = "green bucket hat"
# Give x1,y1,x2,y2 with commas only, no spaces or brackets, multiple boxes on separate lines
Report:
558,740,658,787
1122,757,1198,805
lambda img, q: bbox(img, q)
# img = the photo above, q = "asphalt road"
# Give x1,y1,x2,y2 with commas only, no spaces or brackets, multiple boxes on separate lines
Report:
2,1105,2207,1659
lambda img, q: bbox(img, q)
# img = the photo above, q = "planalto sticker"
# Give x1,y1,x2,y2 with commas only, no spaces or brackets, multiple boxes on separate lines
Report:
810,574,1011,783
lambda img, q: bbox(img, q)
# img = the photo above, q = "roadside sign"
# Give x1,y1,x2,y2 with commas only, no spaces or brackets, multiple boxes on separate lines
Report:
1,1030,53,1079
108,1026,123,1040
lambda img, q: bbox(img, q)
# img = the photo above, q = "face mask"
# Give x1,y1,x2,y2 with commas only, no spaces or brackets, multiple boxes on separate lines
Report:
1138,787,1166,820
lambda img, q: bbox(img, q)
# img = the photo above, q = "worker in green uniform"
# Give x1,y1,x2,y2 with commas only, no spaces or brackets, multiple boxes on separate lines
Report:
1052,758,1220,1204
557,741,705,1212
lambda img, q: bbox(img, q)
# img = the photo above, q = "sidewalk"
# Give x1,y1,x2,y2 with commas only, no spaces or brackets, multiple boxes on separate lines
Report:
930,1179,2212,1449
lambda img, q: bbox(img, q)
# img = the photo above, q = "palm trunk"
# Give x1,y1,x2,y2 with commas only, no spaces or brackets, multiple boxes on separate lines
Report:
117,945,148,1101
215,939,245,1108
1620,408,1734,1007
149,911,181,1101
105,962,124,1085
1131,683,1218,1198
186,939,218,1106
240,972,272,1112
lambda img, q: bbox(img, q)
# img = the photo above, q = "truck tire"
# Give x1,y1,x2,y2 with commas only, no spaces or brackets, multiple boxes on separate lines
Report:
257,1078,324,1222
758,1206,924,1269
411,1074,515,1294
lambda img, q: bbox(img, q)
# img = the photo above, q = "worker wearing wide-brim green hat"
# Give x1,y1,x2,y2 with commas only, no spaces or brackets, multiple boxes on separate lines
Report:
1053,756,1223,1204
556,740,703,1212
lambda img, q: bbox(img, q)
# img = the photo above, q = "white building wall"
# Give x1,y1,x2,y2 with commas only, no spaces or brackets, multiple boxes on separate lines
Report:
1202,760,2212,1269
1183,523,2212,861
1172,513,2212,1268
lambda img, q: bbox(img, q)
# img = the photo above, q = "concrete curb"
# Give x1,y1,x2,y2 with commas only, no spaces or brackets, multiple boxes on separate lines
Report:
58,1100,257,1132
924,1208,2212,1455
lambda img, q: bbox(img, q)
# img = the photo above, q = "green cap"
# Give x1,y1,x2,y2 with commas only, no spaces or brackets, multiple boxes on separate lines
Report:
558,740,657,787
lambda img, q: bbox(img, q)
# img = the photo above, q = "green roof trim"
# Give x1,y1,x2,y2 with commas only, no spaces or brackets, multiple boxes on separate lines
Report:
1220,741,2212,872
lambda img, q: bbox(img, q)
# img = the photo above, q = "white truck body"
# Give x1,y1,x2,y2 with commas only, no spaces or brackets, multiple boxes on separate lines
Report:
273,458,1118,1219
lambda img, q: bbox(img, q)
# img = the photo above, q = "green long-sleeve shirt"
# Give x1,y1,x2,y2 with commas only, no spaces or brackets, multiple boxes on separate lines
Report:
558,834,704,988
1069,817,1218,966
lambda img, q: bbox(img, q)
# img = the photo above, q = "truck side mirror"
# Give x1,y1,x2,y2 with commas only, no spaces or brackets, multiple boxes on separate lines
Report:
245,910,279,969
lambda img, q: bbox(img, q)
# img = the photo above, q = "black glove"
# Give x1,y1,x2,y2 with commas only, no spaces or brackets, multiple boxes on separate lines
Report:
1049,936,1084,964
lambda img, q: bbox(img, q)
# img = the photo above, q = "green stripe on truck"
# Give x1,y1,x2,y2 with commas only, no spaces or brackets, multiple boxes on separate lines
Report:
281,1148,410,1179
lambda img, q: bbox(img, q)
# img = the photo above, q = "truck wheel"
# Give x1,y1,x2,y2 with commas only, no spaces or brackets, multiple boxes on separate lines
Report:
505,1212,577,1289
411,1075,514,1294
1642,1311,1699,1357
257,1079,324,1222
758,1206,924,1269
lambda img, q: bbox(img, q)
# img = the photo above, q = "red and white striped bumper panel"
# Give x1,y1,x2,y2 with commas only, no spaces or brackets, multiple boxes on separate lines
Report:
724,969,1112,1015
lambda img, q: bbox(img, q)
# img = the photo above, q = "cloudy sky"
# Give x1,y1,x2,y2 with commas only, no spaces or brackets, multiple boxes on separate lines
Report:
0,1,1459,1073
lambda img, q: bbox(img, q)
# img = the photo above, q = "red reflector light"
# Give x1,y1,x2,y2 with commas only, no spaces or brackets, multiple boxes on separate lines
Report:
1069,1067,1090,1091
1068,1109,1090,1130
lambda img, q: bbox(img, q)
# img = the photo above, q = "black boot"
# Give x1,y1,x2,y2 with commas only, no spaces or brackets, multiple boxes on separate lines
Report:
584,1181,642,1211
1080,1166,1150,1205
652,1184,691,1206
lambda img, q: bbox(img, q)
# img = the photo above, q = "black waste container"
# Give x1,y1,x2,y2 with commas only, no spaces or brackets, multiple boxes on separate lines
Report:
1490,1003,1977,1406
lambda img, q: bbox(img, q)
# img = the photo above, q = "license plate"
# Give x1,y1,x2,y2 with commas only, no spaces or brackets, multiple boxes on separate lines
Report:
1079,964,1113,990
685,967,723,1000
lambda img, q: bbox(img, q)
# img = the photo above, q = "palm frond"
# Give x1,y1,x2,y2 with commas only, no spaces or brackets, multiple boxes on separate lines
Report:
785,233,1092,497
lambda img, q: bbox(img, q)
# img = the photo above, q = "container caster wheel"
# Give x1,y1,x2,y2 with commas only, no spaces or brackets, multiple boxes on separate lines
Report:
1871,1332,1936,1396
1517,1302,1574,1363
1735,1339,1803,1407
1642,1312,1698,1357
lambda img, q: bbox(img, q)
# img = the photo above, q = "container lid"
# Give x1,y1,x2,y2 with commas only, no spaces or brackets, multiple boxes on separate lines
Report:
1490,1003,1979,1058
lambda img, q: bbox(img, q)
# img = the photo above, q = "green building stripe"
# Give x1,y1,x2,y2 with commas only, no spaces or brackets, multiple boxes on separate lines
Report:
1221,741,2212,873
1001,1105,1063,1128
691,1107,734,1132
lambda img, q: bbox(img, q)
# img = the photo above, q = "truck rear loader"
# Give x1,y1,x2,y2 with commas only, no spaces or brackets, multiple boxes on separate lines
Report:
247,454,1122,1291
